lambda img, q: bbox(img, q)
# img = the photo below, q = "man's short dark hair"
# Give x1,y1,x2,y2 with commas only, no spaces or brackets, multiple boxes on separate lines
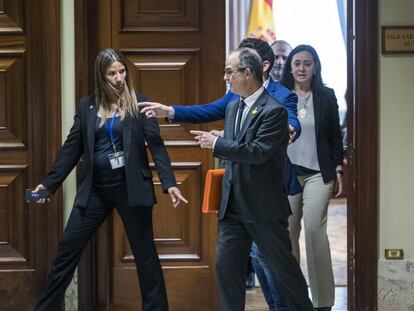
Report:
239,38,274,74
235,48,263,85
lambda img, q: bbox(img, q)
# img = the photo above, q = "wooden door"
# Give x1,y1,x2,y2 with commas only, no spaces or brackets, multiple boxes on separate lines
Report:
76,1,225,310
0,0,62,310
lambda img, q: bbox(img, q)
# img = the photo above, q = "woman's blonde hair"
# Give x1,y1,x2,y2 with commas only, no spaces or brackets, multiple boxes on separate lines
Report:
94,48,138,126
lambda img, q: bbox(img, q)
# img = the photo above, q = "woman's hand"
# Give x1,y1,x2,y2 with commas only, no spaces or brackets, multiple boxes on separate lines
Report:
32,184,51,204
334,173,343,198
288,125,297,144
168,187,188,208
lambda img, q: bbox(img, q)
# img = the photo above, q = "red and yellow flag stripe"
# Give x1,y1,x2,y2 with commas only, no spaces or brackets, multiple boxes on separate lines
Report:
247,0,276,42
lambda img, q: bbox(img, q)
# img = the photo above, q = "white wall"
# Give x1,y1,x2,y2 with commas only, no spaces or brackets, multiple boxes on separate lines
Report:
379,0,414,259
61,1,77,310
61,0,76,225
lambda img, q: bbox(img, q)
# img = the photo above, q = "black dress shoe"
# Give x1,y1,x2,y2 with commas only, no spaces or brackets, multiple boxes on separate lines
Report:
315,307,332,311
245,271,255,289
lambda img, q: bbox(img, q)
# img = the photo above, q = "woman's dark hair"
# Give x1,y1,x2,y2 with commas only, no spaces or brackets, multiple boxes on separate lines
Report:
280,44,324,91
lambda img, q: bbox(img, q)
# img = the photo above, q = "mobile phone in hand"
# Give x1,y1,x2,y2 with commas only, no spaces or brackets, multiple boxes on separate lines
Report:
25,189,51,202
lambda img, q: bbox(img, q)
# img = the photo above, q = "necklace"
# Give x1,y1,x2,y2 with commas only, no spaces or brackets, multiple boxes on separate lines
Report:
298,93,312,119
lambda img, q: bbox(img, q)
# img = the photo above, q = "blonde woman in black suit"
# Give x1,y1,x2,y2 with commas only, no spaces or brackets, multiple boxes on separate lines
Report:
31,48,187,311
280,44,343,311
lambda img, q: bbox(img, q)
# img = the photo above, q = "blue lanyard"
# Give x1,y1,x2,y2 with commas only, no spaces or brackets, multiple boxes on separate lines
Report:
104,108,118,152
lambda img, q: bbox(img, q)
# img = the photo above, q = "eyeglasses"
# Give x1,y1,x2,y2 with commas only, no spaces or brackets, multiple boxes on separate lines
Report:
224,67,246,78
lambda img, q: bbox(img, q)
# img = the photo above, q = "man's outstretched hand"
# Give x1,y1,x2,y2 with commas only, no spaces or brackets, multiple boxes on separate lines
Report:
137,102,174,119
168,187,188,208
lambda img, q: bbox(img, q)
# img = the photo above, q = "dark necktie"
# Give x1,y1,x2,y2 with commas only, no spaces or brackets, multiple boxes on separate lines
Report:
235,100,246,138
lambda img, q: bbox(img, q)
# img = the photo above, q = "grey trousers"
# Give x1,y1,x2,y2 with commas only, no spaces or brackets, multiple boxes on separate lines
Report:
288,173,335,308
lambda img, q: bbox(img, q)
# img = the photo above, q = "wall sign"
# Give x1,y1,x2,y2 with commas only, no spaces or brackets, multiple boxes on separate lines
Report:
382,26,414,54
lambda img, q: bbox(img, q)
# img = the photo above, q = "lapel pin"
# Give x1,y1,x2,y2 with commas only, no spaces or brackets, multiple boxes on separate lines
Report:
252,107,258,116
89,105,93,109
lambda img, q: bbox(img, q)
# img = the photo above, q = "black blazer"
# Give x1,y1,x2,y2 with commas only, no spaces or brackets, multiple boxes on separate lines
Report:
42,93,176,208
214,89,291,222
312,86,343,183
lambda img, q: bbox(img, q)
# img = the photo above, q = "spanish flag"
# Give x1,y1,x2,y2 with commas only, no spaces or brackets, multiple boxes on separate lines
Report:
247,0,276,42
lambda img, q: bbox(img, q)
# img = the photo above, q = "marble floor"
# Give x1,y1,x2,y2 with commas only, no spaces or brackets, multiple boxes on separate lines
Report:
245,199,348,310
245,287,347,311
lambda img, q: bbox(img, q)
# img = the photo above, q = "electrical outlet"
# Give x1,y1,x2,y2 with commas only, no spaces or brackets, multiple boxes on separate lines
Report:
385,249,404,260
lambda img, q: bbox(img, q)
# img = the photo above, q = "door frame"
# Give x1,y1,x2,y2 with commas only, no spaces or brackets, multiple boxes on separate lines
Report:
347,0,379,310
74,0,380,310
74,1,99,309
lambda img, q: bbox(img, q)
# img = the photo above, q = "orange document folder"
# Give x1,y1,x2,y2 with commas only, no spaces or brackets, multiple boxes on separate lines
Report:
202,169,225,213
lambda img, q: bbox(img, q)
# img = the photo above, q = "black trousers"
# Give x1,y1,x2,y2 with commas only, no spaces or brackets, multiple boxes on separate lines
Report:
215,202,314,311
33,182,168,311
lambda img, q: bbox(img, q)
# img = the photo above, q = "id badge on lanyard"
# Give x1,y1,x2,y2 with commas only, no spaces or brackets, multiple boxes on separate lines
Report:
105,108,125,170
108,151,125,169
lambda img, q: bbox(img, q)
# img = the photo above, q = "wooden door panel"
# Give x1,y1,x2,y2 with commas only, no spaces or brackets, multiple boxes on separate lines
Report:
0,13,34,307
152,166,202,259
0,0,24,33
0,270,37,310
124,49,203,140
113,165,203,262
112,267,214,311
0,54,25,148
0,165,29,264
0,164,38,311
126,49,200,105
121,0,199,32
0,0,61,310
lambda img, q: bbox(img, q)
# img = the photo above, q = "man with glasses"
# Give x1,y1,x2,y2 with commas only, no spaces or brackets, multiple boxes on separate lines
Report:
190,47,313,311
138,38,303,311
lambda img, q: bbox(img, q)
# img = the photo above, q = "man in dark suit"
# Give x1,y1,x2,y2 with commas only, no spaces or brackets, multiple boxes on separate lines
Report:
138,39,302,310
137,37,301,201
191,48,313,311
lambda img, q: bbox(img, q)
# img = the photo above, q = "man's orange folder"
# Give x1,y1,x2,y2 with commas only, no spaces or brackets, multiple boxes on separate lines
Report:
202,169,225,213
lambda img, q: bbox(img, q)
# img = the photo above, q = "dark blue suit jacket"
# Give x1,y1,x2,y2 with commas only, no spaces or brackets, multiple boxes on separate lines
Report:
174,78,301,137
172,78,302,195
